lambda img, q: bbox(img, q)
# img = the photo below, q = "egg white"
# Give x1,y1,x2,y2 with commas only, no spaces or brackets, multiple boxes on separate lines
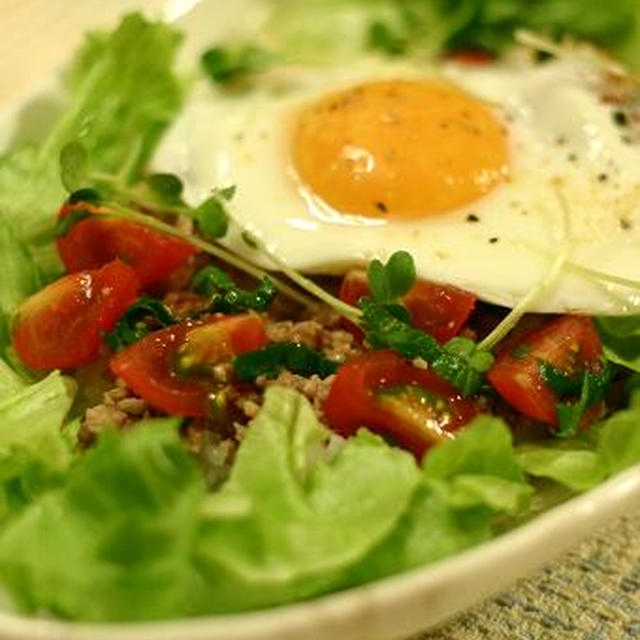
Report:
152,56,640,315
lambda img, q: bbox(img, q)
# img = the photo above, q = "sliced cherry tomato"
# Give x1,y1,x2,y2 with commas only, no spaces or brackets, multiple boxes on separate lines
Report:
57,202,197,288
13,259,139,370
487,315,604,426
323,350,478,459
447,49,493,65
338,269,476,343
109,313,267,417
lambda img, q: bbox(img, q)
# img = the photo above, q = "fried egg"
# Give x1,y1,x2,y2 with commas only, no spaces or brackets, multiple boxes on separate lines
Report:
153,55,640,315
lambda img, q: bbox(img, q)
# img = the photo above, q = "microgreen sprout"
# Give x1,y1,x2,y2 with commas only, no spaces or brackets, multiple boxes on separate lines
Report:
60,142,90,193
478,187,571,351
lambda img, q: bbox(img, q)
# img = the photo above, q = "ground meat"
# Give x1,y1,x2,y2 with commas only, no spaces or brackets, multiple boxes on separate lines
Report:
255,371,336,418
234,393,263,420
182,422,237,489
162,291,208,320
81,292,353,452
266,312,361,363
80,379,151,445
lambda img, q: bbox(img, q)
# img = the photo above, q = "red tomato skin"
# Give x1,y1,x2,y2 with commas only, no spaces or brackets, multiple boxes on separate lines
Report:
323,350,478,459
13,259,139,370
487,315,603,426
109,314,267,418
57,203,197,288
338,269,476,343
447,49,493,65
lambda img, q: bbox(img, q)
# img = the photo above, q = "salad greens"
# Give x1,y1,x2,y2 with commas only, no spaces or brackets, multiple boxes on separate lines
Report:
192,265,277,314
361,299,493,395
0,385,635,621
202,0,640,86
0,3,639,624
0,14,183,354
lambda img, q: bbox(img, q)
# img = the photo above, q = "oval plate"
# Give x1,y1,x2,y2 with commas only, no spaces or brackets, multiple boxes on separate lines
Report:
1,2,639,639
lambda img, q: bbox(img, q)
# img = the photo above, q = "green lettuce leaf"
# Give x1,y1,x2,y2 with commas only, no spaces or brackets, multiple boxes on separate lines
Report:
516,446,605,491
0,358,24,395
0,371,75,520
0,418,216,621
347,416,532,583
194,386,421,613
516,399,640,489
1,386,633,621
0,215,42,353
0,388,420,620
262,0,640,66
596,398,640,476
0,13,183,316
595,315,640,372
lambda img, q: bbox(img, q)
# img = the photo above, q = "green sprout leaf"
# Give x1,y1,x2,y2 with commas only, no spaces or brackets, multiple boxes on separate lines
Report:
59,142,89,193
367,21,407,56
67,188,102,206
367,260,389,303
201,45,275,85
241,230,259,249
217,185,236,201
145,173,184,206
540,361,613,438
194,196,229,240
367,250,416,305
385,250,416,299
360,299,492,396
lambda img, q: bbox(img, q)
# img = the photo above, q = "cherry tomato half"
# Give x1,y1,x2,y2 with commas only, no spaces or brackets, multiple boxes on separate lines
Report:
57,202,197,288
487,315,604,426
447,49,493,65
13,259,140,370
323,350,478,459
109,313,267,417
339,269,476,343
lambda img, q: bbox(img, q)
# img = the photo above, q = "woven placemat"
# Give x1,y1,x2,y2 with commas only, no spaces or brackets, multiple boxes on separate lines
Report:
414,510,640,639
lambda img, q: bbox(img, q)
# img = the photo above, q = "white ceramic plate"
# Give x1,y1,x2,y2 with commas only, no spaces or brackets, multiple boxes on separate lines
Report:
1,2,639,639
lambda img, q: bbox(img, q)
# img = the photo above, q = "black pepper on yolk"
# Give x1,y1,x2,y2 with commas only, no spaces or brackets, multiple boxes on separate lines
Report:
292,79,509,219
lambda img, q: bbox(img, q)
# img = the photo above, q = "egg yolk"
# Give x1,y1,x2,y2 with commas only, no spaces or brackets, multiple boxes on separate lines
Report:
292,79,509,219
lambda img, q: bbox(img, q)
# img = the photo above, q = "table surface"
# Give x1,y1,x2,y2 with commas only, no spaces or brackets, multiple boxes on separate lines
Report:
416,511,640,639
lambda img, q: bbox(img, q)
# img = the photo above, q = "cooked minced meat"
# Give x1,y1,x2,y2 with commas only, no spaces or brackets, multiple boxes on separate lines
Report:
81,290,357,456
266,314,361,363
256,371,336,417
81,379,151,445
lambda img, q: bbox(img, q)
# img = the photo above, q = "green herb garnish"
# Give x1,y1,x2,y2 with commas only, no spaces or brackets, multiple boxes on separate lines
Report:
234,342,339,382
145,173,184,206
367,250,416,305
539,361,613,437
59,142,90,193
193,195,229,240
367,21,407,56
192,266,277,314
67,187,102,206
201,45,275,85
54,209,93,238
106,298,176,352
360,299,492,395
